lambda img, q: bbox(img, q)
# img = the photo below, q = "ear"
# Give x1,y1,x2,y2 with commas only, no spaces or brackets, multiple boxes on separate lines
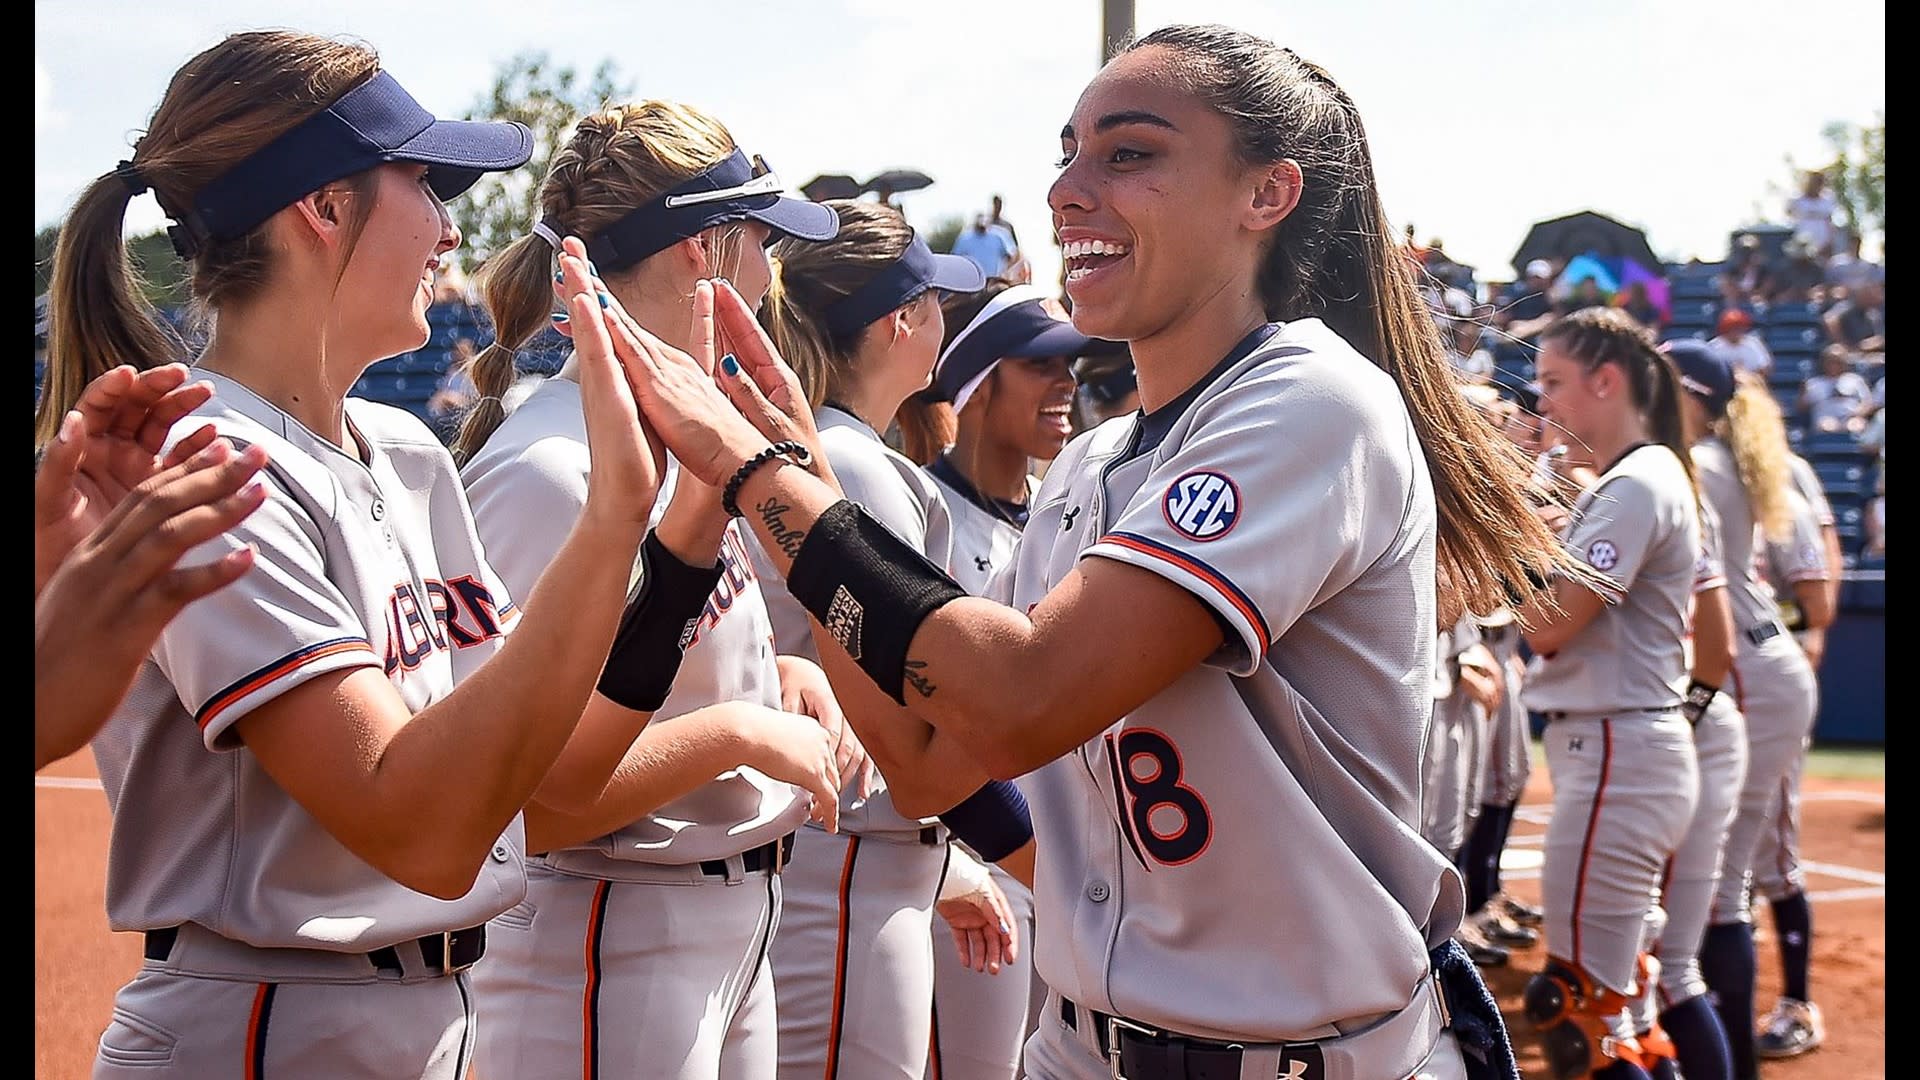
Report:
675,236,711,279
1246,159,1304,233
1587,360,1624,399
888,303,916,345
290,185,351,246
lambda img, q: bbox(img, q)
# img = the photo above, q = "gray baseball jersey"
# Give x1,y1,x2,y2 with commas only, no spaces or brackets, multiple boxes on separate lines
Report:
460,374,806,867
1521,445,1702,715
95,370,528,949
460,371,802,1079
1475,615,1531,807
1005,319,1462,1050
933,459,1037,593
91,372,524,1079
1785,452,1836,529
1422,618,1485,860
747,404,952,838
1652,499,1748,1006
1527,443,1702,999
929,464,1045,1080
1690,438,1821,925
753,406,955,1080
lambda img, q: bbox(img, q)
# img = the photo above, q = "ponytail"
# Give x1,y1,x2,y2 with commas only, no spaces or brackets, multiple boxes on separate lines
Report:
894,392,957,466
451,235,555,463
760,251,839,409
1129,24,1597,622
1538,307,1698,494
35,170,190,448
1719,375,1795,542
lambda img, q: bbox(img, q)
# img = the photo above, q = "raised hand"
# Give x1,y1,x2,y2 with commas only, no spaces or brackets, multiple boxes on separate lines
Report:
36,435,269,770
35,364,217,596
559,238,667,527
711,280,839,492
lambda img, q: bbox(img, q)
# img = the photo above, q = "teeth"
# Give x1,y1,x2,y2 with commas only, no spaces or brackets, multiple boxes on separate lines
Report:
1063,240,1130,259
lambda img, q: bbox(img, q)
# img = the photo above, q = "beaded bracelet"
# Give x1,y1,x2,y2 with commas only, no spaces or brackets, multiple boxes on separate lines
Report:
721,440,812,518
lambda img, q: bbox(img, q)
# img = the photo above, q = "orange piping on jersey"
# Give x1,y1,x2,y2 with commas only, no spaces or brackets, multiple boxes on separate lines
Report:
1775,778,1795,885
245,982,275,1080
1099,532,1271,650
196,638,375,730
1570,718,1616,969
825,835,862,1080
583,880,612,1080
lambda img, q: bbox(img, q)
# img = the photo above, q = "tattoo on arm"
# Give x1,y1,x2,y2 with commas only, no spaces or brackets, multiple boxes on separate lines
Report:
755,497,808,561
902,658,937,699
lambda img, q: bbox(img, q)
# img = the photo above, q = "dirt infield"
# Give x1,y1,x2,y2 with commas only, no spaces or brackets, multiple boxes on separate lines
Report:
36,750,1884,1079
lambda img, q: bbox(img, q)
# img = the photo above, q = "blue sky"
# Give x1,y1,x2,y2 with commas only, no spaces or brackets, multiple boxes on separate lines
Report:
36,0,1884,286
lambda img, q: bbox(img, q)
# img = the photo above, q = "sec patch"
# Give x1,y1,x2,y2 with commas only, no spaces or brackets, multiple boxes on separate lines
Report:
1163,471,1240,541
1586,539,1620,571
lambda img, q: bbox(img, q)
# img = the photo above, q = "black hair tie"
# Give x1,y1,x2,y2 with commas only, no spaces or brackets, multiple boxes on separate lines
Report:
114,160,150,197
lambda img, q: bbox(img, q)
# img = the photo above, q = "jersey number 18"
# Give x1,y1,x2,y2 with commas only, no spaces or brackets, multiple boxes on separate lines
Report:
1103,728,1213,868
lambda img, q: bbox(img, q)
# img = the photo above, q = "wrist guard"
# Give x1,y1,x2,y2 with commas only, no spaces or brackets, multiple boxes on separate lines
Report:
595,530,723,712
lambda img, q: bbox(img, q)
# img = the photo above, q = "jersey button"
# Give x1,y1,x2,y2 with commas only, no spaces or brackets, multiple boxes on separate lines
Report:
491,844,511,863
371,498,386,521
1087,881,1110,903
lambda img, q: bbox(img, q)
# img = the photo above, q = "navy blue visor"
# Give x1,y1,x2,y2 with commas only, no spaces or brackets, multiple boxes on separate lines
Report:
822,234,985,339
933,284,1122,407
559,149,840,273
174,71,532,254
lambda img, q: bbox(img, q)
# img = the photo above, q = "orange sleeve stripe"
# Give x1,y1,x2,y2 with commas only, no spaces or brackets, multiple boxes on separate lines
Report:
196,638,376,730
1099,533,1272,649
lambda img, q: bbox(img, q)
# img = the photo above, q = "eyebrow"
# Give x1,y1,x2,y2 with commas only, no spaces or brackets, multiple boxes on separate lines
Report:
1060,110,1179,140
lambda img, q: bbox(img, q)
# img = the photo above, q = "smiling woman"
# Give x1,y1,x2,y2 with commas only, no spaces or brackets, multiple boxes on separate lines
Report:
37,29,694,1080
585,21,1602,1080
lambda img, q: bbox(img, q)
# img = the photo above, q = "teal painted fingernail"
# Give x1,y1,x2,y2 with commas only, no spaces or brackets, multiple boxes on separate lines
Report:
598,291,611,308
588,259,600,276
720,353,740,376
551,312,569,324
554,270,565,284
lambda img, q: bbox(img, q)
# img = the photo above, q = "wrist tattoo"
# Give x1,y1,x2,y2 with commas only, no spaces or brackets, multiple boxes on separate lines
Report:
755,497,808,561
903,657,937,699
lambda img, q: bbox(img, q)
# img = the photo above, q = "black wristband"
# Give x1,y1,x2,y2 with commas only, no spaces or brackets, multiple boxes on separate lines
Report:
595,530,724,712
937,780,1033,863
722,441,811,519
1680,679,1719,727
785,500,968,705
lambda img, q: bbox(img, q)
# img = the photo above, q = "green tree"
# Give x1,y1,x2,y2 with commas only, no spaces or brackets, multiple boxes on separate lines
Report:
1777,114,1884,247
449,52,632,274
35,225,192,309
922,213,966,255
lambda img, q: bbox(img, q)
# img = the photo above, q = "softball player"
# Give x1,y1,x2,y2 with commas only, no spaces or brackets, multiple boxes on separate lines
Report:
1747,483,1838,1061
1669,357,1827,1080
1518,308,1703,1080
921,280,1121,1079
1630,440,1747,1080
56,34,685,1079
452,102,854,1080
1456,394,1549,941
600,26,1593,1080
745,200,1004,1080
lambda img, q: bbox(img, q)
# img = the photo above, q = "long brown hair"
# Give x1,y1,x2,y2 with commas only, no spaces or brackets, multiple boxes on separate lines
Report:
451,100,736,464
36,31,382,448
1128,24,1581,618
759,200,955,464
1538,306,1697,489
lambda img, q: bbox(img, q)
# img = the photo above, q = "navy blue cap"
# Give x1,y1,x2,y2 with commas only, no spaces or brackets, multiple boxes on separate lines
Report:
933,284,1123,408
1662,337,1736,418
821,234,985,339
557,149,840,273
171,71,532,256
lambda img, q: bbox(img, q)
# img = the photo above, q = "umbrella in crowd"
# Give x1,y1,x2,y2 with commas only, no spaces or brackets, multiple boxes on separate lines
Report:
1513,210,1661,276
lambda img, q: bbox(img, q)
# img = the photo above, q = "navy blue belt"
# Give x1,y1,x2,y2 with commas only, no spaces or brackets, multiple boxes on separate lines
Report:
143,924,487,976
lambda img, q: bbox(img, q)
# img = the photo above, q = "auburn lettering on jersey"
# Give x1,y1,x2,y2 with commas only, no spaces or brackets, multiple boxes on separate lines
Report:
682,524,760,651
384,576,516,673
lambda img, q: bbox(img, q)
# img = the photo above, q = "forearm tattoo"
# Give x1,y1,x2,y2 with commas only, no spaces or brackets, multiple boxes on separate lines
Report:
903,657,937,699
755,497,808,561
